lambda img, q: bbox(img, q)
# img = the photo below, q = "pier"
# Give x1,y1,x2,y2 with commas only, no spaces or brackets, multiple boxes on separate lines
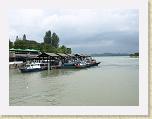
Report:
9,48,100,72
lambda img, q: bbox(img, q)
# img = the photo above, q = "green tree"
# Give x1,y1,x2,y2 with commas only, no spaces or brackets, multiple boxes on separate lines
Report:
44,30,52,44
16,36,19,41
66,48,72,54
39,43,45,52
9,40,13,49
23,34,27,40
129,52,139,57
52,32,59,48
42,44,51,52
14,40,25,49
13,39,37,49
134,52,139,56
12,30,72,53
58,45,67,53
27,40,40,49
41,44,57,53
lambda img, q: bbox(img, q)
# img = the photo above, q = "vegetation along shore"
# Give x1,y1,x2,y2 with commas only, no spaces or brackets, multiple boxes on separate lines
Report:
9,30,71,54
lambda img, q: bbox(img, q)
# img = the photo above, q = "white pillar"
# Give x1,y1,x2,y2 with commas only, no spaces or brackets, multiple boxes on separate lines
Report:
48,61,50,70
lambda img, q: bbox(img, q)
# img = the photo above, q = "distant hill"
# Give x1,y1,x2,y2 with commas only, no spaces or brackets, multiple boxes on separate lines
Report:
90,53,129,57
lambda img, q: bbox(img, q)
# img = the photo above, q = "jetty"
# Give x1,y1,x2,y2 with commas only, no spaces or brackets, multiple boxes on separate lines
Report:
9,48,101,72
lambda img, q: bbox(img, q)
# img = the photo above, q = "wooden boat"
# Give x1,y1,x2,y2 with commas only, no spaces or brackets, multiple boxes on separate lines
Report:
19,63,48,73
89,62,101,67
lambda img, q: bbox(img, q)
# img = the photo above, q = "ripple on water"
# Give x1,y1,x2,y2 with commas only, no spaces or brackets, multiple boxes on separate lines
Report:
9,56,139,106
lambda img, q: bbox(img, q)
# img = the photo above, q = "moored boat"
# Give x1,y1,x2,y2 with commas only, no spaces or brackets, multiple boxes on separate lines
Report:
90,62,101,66
75,61,87,68
19,62,48,73
57,59,101,69
89,59,101,67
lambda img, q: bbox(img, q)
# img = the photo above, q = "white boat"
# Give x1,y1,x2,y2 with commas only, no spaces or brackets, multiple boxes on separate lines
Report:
19,62,48,73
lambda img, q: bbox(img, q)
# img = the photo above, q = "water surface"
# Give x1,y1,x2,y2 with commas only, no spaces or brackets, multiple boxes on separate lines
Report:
9,56,139,106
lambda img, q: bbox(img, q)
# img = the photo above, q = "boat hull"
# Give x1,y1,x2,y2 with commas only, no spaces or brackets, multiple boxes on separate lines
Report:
20,68,45,73
57,62,101,69
90,62,101,66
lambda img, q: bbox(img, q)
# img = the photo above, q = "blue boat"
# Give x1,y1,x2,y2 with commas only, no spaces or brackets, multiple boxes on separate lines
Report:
59,61,99,69
55,63,77,69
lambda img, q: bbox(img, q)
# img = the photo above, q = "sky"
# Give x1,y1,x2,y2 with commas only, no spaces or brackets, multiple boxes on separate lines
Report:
9,9,139,54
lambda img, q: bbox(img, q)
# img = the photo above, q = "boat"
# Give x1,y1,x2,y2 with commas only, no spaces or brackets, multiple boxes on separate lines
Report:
89,60,101,67
84,59,100,67
75,61,87,68
90,62,101,66
62,63,76,68
56,63,80,69
56,59,101,69
19,62,48,73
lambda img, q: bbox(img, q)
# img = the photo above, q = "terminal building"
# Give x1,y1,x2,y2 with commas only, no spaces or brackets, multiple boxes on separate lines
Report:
9,48,41,62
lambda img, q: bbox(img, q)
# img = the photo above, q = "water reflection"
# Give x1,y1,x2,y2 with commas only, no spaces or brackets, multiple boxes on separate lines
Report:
10,68,85,105
40,68,81,78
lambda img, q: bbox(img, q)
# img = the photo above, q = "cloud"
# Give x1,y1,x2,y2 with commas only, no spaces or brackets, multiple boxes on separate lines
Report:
9,9,138,53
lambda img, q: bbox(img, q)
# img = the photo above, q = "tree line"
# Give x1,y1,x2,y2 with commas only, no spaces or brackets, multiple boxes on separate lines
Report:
9,30,72,54
129,52,139,57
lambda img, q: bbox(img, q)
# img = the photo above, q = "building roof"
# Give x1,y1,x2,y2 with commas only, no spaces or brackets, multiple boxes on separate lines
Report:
15,54,38,58
47,53,59,57
66,54,75,57
74,54,90,57
9,48,40,52
38,52,59,57
56,53,68,57
24,49,40,52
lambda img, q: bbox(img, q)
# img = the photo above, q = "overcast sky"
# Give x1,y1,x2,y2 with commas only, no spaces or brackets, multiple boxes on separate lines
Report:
9,9,138,54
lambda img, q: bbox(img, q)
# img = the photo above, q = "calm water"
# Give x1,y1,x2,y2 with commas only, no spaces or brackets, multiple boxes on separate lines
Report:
9,56,139,106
